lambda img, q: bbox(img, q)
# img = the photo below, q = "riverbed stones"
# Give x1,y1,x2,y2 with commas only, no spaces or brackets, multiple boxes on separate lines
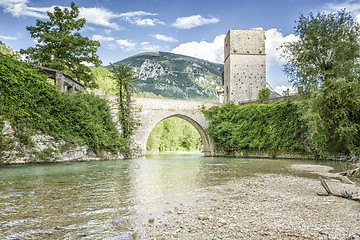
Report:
140,172,360,239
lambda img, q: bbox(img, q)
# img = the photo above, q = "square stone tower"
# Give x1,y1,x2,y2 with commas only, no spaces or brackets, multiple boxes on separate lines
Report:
223,29,266,103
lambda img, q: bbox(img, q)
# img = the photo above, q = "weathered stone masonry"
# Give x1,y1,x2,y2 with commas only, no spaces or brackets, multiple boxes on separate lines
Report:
223,29,266,103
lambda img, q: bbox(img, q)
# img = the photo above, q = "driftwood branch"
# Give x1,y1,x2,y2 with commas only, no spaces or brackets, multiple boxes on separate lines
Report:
319,177,332,194
338,168,359,177
317,177,360,202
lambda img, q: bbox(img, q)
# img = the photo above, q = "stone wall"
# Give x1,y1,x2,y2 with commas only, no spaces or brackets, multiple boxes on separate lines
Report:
224,29,266,103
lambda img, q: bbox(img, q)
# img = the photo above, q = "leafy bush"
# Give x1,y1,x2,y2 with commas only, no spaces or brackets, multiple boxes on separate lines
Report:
0,52,124,151
203,101,306,153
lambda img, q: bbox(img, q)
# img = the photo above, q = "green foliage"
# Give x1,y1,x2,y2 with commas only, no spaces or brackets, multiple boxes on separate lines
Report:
282,10,360,158
282,10,360,94
258,88,270,103
92,67,117,95
20,2,101,88
110,64,139,153
147,118,203,152
0,52,124,151
203,101,306,153
298,78,360,157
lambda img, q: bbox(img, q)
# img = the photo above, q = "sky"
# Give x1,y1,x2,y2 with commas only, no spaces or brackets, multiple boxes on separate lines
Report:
1,0,360,94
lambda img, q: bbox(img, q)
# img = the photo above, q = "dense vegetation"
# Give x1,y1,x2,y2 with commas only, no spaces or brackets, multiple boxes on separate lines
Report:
0,50,124,153
203,101,306,154
147,117,203,152
282,10,360,159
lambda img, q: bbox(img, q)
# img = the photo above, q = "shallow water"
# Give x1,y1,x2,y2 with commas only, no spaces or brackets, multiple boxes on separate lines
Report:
0,154,354,239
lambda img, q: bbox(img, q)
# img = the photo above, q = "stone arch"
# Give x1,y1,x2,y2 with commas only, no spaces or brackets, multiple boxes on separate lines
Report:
144,114,213,155
122,97,221,157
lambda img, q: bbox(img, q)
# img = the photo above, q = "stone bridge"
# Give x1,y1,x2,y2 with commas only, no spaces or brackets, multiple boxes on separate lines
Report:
133,98,221,156
107,96,221,156
107,96,294,156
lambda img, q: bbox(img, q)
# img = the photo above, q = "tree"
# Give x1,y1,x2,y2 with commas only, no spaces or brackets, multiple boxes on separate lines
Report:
20,2,101,88
258,88,270,103
110,64,139,153
281,10,360,159
92,67,117,96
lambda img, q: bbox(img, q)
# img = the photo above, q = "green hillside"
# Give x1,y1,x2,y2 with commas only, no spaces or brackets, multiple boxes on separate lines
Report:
112,52,224,101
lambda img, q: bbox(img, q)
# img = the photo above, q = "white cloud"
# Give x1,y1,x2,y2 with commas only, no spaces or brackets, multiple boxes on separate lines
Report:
119,10,156,18
133,18,164,26
0,0,50,18
324,0,360,23
171,34,225,63
79,8,163,28
172,15,219,29
79,7,121,29
119,11,164,26
274,85,297,96
151,34,178,43
1,1,162,29
92,34,141,51
265,28,299,69
91,34,115,42
324,0,360,13
141,42,161,51
116,39,136,51
0,35,18,40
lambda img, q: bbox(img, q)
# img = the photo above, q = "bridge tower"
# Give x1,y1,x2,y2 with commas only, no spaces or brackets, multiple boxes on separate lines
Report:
223,29,266,103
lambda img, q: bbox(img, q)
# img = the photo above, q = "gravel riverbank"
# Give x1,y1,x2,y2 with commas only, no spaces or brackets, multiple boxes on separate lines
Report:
138,165,360,239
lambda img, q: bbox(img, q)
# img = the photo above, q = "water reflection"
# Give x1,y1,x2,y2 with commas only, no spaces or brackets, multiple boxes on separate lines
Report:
0,154,354,239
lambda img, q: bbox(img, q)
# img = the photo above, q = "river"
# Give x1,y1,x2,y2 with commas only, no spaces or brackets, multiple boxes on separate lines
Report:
0,154,356,239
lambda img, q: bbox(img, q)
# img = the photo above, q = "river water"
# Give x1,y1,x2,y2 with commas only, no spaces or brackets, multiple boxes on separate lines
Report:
0,154,352,239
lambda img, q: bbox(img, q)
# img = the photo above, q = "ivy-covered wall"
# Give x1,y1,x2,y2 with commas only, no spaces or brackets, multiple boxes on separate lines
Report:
203,101,307,155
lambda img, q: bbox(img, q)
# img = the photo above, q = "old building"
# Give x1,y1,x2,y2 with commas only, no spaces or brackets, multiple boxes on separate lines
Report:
223,29,266,103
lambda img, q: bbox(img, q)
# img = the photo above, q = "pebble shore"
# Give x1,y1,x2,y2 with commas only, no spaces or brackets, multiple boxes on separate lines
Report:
138,166,360,239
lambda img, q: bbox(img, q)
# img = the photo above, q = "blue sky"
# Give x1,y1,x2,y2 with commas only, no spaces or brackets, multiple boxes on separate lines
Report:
1,0,360,93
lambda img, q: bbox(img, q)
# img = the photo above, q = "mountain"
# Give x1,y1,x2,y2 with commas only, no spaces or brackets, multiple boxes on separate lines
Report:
111,51,281,101
112,52,223,101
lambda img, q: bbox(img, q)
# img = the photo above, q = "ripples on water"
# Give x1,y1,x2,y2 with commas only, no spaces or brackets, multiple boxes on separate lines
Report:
0,154,351,239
